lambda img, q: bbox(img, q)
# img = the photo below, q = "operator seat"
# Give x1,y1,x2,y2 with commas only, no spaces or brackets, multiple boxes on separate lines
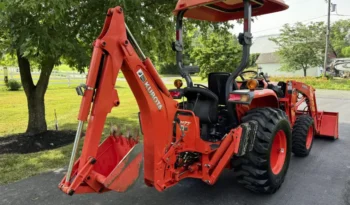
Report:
208,72,239,128
183,87,218,124
208,72,231,105
208,72,239,104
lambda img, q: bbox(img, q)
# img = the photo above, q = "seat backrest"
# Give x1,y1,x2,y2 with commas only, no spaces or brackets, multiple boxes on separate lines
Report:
208,72,231,105
184,87,218,124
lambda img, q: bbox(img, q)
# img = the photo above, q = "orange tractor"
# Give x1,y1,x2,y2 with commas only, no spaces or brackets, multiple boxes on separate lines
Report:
59,0,339,196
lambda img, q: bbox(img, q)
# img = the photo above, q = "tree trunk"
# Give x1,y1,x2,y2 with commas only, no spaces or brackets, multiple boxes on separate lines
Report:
26,90,47,134
303,68,307,77
17,51,55,135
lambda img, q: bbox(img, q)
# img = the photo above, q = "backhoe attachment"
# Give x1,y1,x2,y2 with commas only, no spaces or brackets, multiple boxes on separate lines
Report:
58,7,148,195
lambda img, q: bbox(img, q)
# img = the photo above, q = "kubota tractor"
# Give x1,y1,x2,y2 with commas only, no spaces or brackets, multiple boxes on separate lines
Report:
58,0,339,196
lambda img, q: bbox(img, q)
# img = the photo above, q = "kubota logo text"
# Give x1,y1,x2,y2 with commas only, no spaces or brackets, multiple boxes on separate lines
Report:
137,69,163,110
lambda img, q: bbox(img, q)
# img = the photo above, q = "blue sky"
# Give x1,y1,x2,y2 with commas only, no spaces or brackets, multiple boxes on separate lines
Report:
231,0,350,37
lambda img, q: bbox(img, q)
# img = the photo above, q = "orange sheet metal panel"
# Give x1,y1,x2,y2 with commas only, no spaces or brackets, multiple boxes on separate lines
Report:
318,111,339,139
174,0,289,22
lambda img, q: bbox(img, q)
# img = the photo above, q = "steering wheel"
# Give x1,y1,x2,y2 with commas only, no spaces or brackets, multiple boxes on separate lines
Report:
259,72,270,83
194,84,209,89
238,70,259,81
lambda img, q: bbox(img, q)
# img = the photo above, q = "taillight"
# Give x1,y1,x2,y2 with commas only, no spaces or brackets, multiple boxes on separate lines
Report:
170,91,181,98
228,94,241,101
228,93,251,103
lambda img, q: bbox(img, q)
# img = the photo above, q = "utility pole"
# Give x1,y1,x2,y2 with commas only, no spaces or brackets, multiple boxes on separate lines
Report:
323,0,331,77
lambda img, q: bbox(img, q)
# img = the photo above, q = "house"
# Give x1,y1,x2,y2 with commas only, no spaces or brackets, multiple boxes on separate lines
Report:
251,34,336,77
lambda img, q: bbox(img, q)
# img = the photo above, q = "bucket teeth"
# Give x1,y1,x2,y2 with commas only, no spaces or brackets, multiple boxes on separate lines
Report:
110,123,121,137
125,127,132,139
110,124,139,142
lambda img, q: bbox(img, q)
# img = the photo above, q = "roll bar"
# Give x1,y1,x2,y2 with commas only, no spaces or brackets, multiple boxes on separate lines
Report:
174,9,196,87
174,0,253,90
225,0,253,100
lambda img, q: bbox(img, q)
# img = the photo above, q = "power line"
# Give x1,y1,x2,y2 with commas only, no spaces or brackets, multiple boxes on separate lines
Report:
253,15,327,34
253,14,350,35
333,13,350,17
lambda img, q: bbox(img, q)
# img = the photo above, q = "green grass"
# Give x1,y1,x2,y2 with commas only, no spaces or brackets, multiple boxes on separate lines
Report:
0,144,74,184
0,77,206,184
54,64,72,71
0,82,141,136
0,81,142,184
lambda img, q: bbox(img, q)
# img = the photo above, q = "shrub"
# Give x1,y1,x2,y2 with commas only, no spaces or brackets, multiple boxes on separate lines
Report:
6,79,22,91
159,63,179,75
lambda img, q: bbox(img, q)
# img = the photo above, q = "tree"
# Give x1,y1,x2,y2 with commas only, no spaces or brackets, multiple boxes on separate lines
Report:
331,19,350,58
0,54,17,67
189,29,242,78
270,22,326,77
0,0,88,134
0,0,233,135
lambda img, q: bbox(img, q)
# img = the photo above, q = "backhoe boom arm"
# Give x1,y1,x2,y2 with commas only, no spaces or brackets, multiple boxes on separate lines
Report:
59,7,178,194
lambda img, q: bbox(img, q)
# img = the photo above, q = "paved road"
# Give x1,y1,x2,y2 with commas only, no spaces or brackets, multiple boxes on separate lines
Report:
1,90,350,205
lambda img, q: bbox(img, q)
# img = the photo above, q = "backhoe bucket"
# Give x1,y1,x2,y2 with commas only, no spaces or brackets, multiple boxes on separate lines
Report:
59,135,143,195
318,111,339,139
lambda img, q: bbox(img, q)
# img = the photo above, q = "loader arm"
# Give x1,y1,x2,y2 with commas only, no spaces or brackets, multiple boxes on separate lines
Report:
280,81,338,139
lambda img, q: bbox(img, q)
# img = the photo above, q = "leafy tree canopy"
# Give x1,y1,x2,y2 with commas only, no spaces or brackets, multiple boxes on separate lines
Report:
189,28,242,78
331,19,350,58
0,54,17,67
270,22,326,77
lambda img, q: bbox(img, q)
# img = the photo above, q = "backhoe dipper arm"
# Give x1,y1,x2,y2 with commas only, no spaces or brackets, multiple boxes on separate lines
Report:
60,7,178,195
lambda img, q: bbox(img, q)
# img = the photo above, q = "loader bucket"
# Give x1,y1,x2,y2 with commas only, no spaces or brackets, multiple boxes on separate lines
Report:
59,135,143,195
318,111,339,139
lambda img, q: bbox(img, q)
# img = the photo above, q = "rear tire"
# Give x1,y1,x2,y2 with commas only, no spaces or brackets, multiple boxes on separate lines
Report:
233,108,292,194
292,115,314,157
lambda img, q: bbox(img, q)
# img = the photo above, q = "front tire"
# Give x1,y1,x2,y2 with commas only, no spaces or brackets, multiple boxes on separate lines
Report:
292,115,314,157
233,108,292,194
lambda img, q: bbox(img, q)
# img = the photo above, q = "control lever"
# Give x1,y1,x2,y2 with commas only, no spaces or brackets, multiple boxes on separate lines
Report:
76,84,87,96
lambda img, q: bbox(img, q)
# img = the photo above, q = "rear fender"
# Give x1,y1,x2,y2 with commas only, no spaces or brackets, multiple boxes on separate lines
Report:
229,89,279,120
250,89,279,109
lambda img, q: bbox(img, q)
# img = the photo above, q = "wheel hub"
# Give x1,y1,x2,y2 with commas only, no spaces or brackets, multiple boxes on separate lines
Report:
270,130,287,175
